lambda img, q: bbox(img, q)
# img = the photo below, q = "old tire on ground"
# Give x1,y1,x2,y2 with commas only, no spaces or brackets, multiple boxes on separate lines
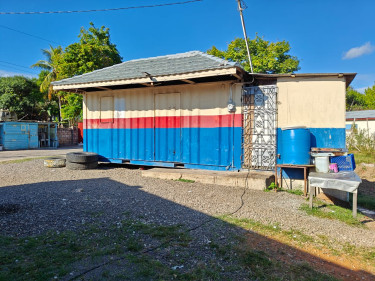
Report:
66,161,98,170
44,158,66,168
66,152,98,163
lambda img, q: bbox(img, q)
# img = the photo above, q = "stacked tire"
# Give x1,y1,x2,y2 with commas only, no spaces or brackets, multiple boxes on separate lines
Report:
66,152,99,170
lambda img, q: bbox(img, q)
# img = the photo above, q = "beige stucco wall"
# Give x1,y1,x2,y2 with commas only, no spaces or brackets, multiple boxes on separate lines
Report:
277,77,346,128
83,82,242,120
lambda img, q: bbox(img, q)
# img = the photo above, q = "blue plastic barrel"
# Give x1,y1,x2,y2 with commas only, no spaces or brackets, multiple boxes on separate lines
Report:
281,127,311,165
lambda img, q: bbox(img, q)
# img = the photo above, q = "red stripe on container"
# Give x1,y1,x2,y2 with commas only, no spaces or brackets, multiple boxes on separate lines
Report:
85,114,242,129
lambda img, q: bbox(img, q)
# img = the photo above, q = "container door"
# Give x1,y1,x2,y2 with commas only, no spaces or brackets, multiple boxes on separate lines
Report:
28,124,39,148
242,86,277,170
3,123,28,150
154,93,181,162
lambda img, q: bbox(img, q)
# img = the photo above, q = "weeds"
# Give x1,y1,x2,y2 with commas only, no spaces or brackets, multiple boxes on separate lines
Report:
300,201,365,227
176,178,195,183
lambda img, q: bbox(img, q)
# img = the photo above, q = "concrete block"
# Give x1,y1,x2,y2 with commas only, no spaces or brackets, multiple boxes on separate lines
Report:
142,168,274,190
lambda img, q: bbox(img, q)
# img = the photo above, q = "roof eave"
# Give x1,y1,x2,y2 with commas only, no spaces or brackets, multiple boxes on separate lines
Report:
250,73,357,88
52,67,242,91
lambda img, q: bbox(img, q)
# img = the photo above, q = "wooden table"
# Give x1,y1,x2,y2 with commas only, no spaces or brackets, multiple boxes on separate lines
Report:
275,164,315,196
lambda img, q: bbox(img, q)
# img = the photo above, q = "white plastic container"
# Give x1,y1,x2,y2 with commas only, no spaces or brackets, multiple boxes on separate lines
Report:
314,156,329,173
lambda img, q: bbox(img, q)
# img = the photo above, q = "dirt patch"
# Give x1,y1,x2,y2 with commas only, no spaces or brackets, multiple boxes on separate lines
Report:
245,232,375,281
356,164,375,196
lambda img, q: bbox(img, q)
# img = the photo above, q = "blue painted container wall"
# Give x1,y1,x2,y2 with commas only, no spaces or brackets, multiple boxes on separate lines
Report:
277,127,346,179
1,122,38,150
281,128,311,165
84,127,242,171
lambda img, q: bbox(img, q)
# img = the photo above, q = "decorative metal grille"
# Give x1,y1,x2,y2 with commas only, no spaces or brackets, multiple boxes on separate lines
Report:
242,86,277,170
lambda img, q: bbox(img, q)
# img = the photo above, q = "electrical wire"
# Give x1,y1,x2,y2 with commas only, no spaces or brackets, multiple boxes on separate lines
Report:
0,1,203,15
0,63,36,75
69,169,250,280
0,25,62,45
0,60,32,70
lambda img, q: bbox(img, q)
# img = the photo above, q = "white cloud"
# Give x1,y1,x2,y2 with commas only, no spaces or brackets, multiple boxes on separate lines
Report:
343,42,375,59
0,70,36,78
354,87,367,94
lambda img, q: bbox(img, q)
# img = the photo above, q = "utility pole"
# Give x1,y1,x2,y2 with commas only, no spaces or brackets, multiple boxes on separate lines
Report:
236,0,254,73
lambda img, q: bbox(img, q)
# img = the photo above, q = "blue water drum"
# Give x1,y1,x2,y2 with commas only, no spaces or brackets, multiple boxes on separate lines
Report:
281,127,311,165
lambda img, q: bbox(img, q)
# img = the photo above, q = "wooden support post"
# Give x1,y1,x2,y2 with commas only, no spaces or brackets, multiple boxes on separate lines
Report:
280,168,283,188
353,190,358,218
309,185,314,209
47,124,50,147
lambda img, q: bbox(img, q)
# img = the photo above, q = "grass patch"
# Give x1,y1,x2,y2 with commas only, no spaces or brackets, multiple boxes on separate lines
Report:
176,178,195,183
0,157,48,165
350,193,375,211
350,150,375,164
283,188,304,196
219,214,375,268
300,201,365,227
0,216,192,281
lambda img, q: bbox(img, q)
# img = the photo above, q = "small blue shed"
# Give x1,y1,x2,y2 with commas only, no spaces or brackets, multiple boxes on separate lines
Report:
0,122,39,150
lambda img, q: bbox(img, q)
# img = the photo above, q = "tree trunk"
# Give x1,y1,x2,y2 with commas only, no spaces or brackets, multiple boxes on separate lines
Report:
58,95,62,126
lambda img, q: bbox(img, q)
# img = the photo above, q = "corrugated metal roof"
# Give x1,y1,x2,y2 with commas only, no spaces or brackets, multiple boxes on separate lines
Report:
346,110,375,119
52,51,242,86
252,73,356,88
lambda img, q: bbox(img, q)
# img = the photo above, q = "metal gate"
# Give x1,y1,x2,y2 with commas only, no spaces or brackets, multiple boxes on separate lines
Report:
242,86,277,170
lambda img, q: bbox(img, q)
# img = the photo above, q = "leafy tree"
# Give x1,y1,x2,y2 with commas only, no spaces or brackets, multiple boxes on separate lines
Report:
346,84,375,111
0,76,46,120
363,85,375,109
31,45,65,121
31,45,64,100
207,36,300,73
32,23,122,125
346,87,366,111
36,70,59,120
61,93,83,127
61,22,122,77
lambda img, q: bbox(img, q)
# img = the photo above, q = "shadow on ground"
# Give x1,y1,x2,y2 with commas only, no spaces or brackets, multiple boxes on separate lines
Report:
0,171,374,280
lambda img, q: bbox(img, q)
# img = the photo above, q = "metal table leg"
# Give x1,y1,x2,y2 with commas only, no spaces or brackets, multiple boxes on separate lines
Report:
353,190,357,218
309,183,314,209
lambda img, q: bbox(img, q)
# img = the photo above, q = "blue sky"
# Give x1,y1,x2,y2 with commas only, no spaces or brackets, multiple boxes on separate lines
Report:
0,0,374,91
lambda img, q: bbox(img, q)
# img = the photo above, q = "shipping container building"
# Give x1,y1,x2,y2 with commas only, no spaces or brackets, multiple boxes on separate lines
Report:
52,51,356,173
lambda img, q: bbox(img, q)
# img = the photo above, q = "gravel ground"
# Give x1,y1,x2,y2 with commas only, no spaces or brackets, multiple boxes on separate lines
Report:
0,159,374,249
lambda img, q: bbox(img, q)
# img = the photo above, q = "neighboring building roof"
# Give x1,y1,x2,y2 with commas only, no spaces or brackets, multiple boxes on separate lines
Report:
346,110,375,120
52,51,244,90
253,73,356,88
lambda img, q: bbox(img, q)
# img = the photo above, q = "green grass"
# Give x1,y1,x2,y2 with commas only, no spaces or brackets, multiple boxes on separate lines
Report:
350,193,375,211
300,201,365,227
350,150,375,164
176,178,195,183
0,216,192,281
0,157,48,165
219,214,375,271
0,211,347,281
284,188,304,196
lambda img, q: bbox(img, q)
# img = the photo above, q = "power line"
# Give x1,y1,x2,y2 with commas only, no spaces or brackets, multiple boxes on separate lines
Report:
0,63,37,75
0,0,203,15
0,60,33,70
0,25,61,45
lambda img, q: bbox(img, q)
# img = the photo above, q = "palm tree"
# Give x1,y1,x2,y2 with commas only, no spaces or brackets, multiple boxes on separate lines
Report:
32,45,64,120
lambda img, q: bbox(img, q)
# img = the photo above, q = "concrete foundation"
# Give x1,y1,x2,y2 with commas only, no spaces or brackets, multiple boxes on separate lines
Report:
141,168,275,190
